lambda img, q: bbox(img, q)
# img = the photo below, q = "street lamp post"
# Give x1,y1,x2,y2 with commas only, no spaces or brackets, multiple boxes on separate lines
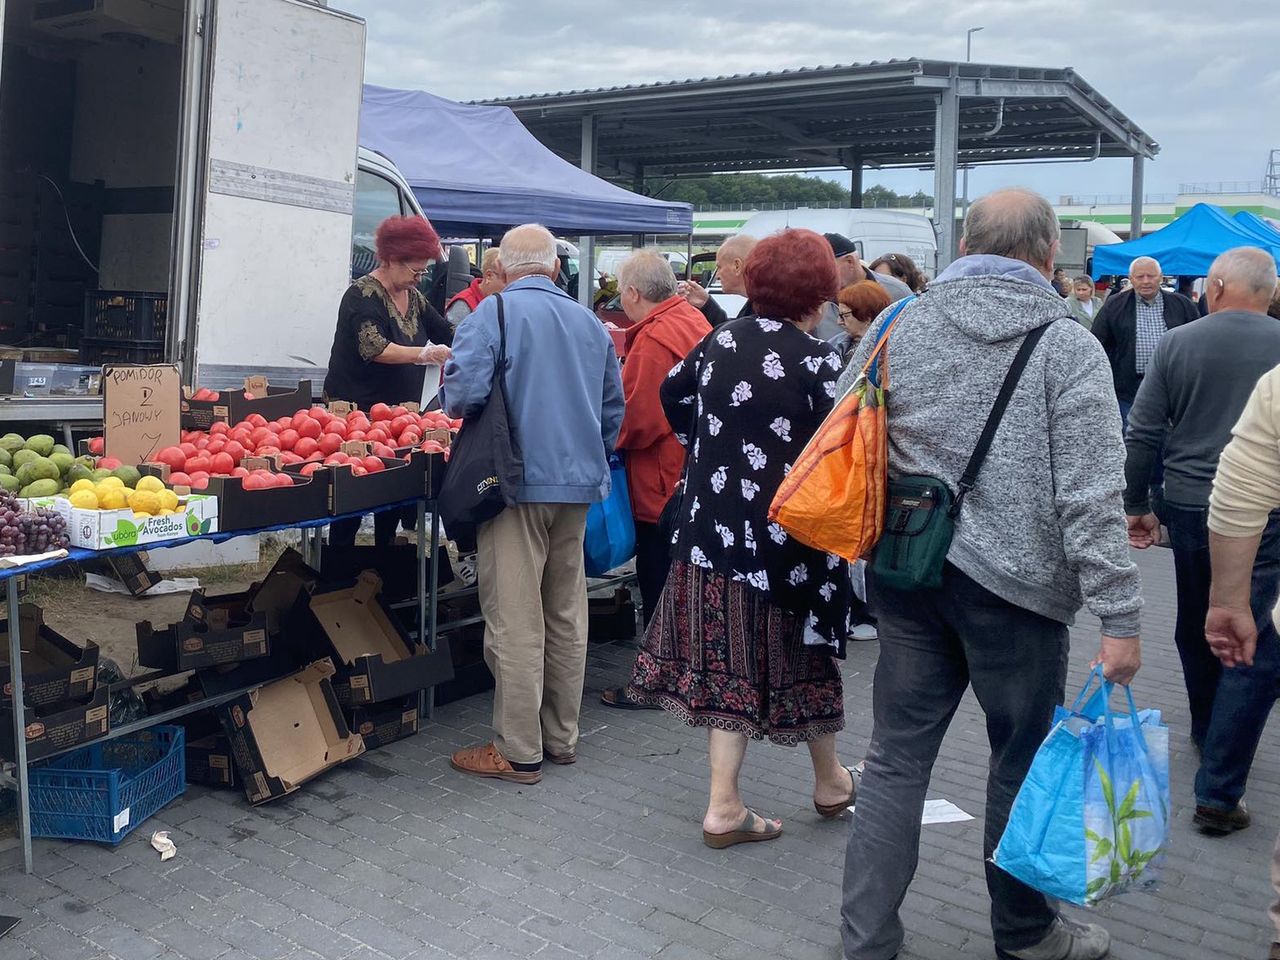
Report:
961,28,983,222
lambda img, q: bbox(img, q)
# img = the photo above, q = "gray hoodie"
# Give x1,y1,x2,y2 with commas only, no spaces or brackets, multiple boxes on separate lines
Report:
839,255,1142,637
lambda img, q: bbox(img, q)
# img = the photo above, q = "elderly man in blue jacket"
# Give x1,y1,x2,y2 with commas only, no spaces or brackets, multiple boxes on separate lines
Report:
441,223,624,785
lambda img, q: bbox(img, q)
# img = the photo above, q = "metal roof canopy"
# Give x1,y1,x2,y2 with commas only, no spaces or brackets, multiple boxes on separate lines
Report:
481,59,1159,267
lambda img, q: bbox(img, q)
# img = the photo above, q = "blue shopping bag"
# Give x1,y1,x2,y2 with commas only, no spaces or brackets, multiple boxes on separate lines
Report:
584,454,636,576
993,666,1170,906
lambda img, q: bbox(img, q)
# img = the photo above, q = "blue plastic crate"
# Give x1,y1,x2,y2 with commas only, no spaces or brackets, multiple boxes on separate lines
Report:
28,725,185,844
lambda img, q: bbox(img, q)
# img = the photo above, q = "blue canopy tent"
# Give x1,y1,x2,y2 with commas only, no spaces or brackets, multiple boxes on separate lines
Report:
1235,210,1280,244
359,85,692,237
1091,203,1280,278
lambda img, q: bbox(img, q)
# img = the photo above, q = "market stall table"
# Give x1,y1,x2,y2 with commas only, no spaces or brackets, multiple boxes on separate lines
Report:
0,496,442,875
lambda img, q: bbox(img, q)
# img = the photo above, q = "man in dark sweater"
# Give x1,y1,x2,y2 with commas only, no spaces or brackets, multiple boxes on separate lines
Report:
680,234,756,325
1093,255,1201,424
1124,247,1280,770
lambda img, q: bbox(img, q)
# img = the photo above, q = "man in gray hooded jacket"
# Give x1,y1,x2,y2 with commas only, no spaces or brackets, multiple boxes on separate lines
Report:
839,189,1143,960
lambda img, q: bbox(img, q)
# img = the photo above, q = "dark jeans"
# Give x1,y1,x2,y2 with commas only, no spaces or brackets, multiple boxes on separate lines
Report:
633,520,671,631
1163,503,1220,747
841,564,1067,960
1195,513,1280,810
329,505,418,548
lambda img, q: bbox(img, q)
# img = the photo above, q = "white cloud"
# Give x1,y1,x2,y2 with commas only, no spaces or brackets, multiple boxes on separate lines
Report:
339,0,1280,196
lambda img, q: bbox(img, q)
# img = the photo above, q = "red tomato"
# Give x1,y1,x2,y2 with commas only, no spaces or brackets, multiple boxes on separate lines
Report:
255,446,282,458
242,472,271,491
308,406,333,425
223,440,247,463
361,456,386,473
188,470,210,483
277,428,300,451
168,471,191,486
365,428,389,444
97,456,123,470
278,452,303,465
231,429,253,448
347,414,371,432
388,415,412,437
369,402,393,422
317,433,342,456
304,452,323,462
398,430,421,448
205,439,226,455
185,455,212,474
323,452,350,465
351,465,368,477
347,429,367,442
371,442,397,458
87,436,105,455
179,442,198,459
194,437,210,450
246,413,268,429
391,405,409,418
323,419,347,439
231,467,249,478
293,436,319,459
290,411,310,431
297,418,322,440
249,426,275,447
274,416,292,430
300,462,324,477
155,446,186,470
448,418,463,430
420,440,446,454
208,452,233,474
209,421,231,436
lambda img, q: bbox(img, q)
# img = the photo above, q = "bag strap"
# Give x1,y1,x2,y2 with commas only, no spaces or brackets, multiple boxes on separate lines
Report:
495,294,507,366
863,295,917,387
948,322,1053,519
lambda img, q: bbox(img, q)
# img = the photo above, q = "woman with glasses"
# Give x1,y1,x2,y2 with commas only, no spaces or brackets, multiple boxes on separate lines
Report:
868,252,928,294
829,279,891,366
324,214,453,546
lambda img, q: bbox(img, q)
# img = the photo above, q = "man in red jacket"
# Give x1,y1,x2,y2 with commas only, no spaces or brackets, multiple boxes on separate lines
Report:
601,249,711,709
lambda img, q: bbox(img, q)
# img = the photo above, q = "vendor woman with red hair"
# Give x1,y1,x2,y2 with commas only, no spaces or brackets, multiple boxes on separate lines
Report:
324,214,453,545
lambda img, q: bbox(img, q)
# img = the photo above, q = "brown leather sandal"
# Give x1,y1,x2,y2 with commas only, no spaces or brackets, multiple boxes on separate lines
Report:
703,809,783,849
450,743,542,784
814,766,858,819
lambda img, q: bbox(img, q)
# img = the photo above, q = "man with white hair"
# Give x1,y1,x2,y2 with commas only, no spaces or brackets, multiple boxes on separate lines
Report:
681,234,758,326
441,223,624,784
444,247,505,327
1092,254,1200,424
1125,246,1280,833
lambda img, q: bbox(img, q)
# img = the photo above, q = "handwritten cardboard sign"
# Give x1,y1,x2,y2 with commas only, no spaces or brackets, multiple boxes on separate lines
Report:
103,364,181,465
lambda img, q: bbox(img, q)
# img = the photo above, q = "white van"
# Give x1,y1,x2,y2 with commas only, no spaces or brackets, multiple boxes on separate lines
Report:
738,209,939,278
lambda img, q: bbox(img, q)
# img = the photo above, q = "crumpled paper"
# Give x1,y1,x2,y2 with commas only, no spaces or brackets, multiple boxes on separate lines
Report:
150,831,176,861
85,573,201,596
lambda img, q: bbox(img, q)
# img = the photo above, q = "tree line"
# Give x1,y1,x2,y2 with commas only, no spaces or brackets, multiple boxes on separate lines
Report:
644,173,933,208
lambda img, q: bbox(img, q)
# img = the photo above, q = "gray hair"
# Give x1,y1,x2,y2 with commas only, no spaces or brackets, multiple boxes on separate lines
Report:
617,249,678,303
500,224,558,277
961,188,1060,265
1209,247,1280,300
719,234,758,261
1129,256,1162,275
480,248,502,274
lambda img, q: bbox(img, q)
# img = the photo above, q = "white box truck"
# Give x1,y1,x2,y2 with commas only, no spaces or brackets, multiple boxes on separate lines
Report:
0,0,426,425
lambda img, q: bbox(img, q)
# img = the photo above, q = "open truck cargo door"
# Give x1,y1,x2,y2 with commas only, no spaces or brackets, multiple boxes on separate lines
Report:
178,0,365,392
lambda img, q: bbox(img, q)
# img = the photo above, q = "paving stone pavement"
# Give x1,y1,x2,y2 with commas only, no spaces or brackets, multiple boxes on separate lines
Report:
2,546,1277,960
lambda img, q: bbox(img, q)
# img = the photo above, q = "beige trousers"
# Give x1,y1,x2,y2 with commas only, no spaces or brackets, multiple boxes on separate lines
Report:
476,502,590,765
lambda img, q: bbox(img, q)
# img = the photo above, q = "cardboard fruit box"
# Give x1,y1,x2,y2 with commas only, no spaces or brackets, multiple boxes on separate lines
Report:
54,495,218,550
181,378,313,431
0,685,109,763
284,448,430,516
346,694,419,751
218,659,364,805
135,588,270,673
204,469,328,532
306,571,454,707
0,605,99,709
186,733,238,788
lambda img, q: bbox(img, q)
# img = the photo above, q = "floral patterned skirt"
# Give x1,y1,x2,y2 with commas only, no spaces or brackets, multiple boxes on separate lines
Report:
628,561,845,745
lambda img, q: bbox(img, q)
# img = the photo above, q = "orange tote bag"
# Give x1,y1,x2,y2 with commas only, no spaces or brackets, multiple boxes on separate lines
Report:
768,297,914,561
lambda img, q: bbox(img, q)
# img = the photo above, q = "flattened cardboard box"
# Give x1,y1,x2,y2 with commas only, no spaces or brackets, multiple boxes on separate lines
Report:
0,605,99,708
218,659,364,805
135,589,270,672
319,542,453,605
0,685,109,762
347,694,419,751
186,733,238,788
307,571,454,707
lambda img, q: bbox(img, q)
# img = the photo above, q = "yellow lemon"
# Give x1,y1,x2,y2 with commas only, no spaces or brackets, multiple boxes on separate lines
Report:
128,490,161,516
67,489,99,510
133,511,150,519
98,488,127,510
136,475,165,493
158,489,179,512
158,508,175,516
69,479,96,495
97,476,125,489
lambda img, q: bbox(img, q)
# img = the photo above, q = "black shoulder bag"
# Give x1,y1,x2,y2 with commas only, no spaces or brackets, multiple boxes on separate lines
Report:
438,295,524,551
871,322,1053,591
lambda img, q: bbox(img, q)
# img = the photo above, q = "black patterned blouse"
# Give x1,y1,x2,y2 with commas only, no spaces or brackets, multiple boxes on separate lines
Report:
323,275,453,409
660,315,851,649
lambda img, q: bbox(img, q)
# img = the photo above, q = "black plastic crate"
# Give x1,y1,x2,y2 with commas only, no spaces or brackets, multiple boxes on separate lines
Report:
80,337,166,366
84,291,168,342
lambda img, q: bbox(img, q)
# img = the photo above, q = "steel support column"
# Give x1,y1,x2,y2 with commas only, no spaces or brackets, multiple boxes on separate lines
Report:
578,114,597,308
1130,156,1145,241
850,160,863,209
933,83,960,268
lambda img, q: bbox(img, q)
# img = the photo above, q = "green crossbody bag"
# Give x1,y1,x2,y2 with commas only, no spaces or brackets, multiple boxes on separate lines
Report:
871,322,1052,591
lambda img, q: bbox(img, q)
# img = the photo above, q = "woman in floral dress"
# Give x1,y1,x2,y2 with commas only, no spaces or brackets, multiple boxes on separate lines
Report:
628,228,856,848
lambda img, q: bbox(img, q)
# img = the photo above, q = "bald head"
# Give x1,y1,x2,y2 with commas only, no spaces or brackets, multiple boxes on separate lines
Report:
1206,246,1279,314
960,188,1060,275
499,224,558,280
716,235,759,296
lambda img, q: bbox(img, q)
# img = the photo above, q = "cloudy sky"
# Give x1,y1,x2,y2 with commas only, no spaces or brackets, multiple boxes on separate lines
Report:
341,0,1280,202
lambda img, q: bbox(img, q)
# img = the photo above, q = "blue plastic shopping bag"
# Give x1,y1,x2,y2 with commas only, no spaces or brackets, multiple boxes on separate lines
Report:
584,454,636,576
993,666,1170,906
